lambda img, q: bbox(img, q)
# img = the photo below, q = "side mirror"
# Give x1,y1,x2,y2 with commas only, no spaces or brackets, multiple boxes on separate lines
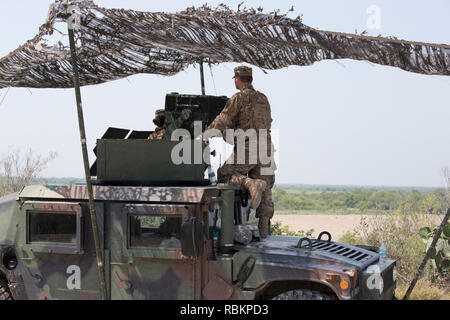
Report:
180,217,204,258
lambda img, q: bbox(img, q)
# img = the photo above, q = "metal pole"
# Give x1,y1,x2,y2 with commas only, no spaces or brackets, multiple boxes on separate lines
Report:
402,206,450,300
68,26,108,300
199,59,206,95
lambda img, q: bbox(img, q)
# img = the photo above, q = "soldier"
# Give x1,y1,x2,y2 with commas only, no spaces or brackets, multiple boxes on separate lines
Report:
148,109,165,140
206,66,276,239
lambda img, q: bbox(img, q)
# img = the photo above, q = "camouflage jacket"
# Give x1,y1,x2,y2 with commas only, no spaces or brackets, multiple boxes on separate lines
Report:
148,127,164,140
207,85,272,141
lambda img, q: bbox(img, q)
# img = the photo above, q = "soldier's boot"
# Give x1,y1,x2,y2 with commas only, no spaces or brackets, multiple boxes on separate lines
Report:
258,216,270,239
244,178,267,209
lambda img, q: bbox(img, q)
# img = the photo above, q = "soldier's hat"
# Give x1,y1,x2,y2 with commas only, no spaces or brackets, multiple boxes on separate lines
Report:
153,109,165,126
233,66,253,78
155,109,165,117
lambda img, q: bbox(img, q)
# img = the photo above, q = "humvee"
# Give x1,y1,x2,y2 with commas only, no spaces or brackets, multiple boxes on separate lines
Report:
0,93,396,300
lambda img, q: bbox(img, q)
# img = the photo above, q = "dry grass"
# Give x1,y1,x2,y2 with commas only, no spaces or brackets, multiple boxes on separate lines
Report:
395,279,450,300
337,206,449,300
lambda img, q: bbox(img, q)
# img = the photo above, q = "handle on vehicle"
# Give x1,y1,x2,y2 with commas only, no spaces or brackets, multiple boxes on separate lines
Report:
318,231,332,242
296,237,312,250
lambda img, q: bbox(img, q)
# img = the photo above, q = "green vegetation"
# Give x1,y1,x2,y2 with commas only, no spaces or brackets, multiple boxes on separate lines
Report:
419,222,450,275
271,221,314,237
336,196,449,299
276,184,438,193
273,186,448,215
34,177,85,185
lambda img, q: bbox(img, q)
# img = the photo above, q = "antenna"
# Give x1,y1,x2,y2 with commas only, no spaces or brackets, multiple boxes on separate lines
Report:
199,58,206,95
67,9,107,300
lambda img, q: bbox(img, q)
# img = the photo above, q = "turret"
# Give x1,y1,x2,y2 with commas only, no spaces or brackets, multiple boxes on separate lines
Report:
89,93,228,186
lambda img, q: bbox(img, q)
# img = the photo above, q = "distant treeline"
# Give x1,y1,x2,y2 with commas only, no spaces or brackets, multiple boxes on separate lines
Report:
15,180,442,192
273,187,448,214
275,184,438,193
33,177,85,185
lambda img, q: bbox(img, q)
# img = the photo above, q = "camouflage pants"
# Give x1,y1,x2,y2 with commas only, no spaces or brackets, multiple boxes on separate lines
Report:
148,128,164,140
217,152,275,219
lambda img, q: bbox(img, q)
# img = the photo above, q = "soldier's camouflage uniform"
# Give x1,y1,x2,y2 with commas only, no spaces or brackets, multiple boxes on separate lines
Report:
207,69,276,227
148,127,164,140
148,109,165,140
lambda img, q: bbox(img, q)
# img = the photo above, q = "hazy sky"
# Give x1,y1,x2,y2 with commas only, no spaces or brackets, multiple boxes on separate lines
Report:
0,0,449,187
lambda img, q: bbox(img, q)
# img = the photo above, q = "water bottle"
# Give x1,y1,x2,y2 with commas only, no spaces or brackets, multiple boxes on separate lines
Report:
379,243,386,263
205,139,217,185
207,164,217,185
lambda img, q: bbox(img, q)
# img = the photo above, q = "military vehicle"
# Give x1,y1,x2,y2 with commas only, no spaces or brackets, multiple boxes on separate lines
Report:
0,92,397,300
8,0,450,301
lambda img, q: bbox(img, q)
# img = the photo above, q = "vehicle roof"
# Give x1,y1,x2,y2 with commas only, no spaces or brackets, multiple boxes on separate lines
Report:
19,184,218,203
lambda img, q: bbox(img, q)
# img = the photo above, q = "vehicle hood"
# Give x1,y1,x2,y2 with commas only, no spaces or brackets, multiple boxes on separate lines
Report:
235,235,379,270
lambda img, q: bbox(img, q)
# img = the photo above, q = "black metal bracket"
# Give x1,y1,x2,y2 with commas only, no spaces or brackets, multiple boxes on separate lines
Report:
318,231,332,242
296,237,312,249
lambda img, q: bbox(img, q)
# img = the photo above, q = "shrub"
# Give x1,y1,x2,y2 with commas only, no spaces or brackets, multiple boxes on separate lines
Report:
338,230,363,245
0,149,57,197
338,204,445,285
271,221,314,237
419,222,450,285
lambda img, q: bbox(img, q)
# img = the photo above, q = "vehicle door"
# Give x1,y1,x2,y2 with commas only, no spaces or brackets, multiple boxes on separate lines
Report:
17,201,104,299
109,203,197,299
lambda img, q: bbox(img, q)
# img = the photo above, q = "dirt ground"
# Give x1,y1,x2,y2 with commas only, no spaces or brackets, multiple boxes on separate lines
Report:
272,214,368,240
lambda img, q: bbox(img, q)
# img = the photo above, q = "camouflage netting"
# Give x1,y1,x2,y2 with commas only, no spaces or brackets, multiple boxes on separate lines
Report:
0,0,449,89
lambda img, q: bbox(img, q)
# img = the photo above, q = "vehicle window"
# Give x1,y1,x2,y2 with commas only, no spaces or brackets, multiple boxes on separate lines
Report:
130,215,181,248
28,212,77,244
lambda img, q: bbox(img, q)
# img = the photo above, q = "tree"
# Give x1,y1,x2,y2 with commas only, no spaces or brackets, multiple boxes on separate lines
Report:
0,149,57,197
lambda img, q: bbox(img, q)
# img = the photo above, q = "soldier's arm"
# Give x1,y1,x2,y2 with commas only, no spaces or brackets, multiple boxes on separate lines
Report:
207,93,241,136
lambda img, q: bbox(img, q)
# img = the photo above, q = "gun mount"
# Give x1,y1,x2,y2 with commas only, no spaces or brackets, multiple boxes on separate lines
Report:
89,93,228,186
